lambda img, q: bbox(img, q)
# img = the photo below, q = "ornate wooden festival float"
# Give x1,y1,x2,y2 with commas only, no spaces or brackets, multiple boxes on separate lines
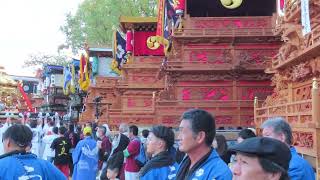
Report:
254,0,320,176
80,16,165,129
155,0,280,129
0,66,35,120
80,0,282,131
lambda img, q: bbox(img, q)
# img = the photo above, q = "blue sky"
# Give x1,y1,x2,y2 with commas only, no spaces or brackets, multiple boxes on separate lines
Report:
0,0,82,76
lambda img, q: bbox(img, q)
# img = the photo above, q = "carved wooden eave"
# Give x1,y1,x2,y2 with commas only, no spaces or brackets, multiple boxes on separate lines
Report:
119,16,157,32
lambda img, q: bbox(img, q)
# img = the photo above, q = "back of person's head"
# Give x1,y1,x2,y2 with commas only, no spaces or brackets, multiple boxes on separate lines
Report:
107,151,124,179
83,126,92,136
48,120,55,127
76,125,81,133
129,125,138,136
238,129,256,140
2,124,33,150
261,117,292,145
46,116,52,122
53,127,59,135
58,126,67,135
30,120,38,128
215,134,228,156
151,126,175,150
68,124,74,132
142,129,149,138
119,123,129,133
99,126,107,135
181,109,216,146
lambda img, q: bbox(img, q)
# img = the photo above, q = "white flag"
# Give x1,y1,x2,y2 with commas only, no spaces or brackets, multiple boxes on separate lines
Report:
301,0,311,36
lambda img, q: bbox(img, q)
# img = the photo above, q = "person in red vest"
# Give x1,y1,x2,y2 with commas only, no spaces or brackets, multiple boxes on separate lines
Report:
123,125,141,180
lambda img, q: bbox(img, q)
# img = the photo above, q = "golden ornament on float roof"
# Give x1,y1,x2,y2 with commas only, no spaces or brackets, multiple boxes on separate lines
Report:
220,0,243,9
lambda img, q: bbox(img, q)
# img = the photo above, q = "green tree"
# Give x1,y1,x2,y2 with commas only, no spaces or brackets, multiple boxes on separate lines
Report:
23,53,69,67
60,0,157,51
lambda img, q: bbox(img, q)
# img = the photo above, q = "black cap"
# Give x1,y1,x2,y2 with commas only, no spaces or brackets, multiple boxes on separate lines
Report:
229,137,291,171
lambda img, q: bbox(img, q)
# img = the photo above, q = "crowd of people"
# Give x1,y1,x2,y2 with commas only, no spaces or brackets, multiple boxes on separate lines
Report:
0,109,316,180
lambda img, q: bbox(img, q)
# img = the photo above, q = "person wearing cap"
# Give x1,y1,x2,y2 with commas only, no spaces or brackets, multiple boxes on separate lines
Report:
72,126,99,180
176,109,232,180
100,126,130,180
229,137,291,180
140,126,178,180
0,124,66,179
261,117,315,180
237,128,256,143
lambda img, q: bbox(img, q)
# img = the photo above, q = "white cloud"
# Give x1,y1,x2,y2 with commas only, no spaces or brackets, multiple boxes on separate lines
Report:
0,0,82,76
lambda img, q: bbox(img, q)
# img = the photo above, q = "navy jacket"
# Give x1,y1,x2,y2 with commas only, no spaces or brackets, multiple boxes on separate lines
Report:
289,147,315,180
140,151,178,180
176,149,232,180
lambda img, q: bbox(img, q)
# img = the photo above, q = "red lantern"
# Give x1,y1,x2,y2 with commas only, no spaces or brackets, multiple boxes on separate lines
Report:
126,30,133,53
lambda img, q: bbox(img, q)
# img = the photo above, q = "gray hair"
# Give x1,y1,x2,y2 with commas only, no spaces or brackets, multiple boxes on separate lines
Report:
119,123,129,133
261,117,293,145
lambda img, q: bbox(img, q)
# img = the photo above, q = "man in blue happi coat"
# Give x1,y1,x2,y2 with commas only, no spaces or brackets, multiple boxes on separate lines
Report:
262,117,315,180
72,126,99,180
176,109,232,180
0,124,66,180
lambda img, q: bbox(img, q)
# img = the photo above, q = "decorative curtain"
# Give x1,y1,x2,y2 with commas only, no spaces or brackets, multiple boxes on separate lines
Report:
134,31,164,56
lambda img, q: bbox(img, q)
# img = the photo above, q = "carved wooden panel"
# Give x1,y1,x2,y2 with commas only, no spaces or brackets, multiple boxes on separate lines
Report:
293,84,313,101
240,87,274,100
235,49,278,67
128,74,157,84
292,128,317,157
240,116,255,127
108,117,155,127
178,87,232,101
161,116,180,127
183,49,233,65
123,96,154,112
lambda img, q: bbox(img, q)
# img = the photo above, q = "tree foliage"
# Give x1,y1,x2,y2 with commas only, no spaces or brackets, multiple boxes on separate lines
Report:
23,53,69,67
61,0,157,51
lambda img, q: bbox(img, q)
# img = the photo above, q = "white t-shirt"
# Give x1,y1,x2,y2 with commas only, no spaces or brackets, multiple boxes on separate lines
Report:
42,134,58,159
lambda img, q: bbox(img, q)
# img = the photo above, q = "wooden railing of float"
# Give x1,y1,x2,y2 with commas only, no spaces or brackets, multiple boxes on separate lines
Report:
173,27,274,37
